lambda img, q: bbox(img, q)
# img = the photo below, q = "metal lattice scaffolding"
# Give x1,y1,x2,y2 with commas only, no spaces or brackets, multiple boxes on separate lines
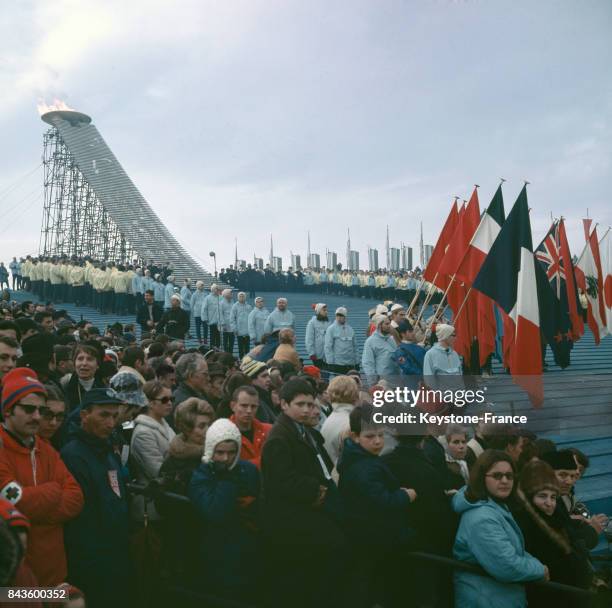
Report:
38,109,216,285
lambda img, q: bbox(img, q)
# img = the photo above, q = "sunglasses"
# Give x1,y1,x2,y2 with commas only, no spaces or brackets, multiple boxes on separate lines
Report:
16,403,45,416
154,396,174,404
40,409,66,422
486,472,514,481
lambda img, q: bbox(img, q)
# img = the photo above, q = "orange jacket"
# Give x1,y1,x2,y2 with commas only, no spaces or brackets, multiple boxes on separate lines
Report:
229,416,271,470
0,426,83,585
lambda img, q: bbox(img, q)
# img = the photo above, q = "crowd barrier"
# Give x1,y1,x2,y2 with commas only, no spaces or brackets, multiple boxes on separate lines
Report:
127,483,610,608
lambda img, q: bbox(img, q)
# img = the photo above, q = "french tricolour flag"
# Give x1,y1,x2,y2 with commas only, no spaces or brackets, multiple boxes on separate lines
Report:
473,186,543,406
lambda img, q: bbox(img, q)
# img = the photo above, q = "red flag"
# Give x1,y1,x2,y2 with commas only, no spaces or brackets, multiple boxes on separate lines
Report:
423,201,459,291
558,219,584,341
583,218,593,243
575,226,608,344
438,189,481,278
439,189,481,362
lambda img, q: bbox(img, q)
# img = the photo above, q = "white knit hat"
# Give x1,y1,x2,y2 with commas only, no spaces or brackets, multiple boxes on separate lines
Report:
314,303,327,315
335,306,347,316
210,283,218,291
203,419,242,469
373,313,388,327
222,288,232,297
436,324,455,341
375,304,389,316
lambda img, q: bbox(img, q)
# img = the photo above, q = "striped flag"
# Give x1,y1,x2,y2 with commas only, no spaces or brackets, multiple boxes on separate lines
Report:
473,186,543,406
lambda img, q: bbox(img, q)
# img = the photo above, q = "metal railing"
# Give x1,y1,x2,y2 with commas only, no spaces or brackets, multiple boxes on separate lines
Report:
128,482,610,607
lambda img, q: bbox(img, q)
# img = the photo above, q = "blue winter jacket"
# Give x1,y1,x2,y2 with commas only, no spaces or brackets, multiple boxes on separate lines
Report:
164,282,176,308
452,487,545,608
248,307,269,342
230,301,252,336
305,316,329,359
393,342,426,376
131,274,143,294
324,321,358,366
180,286,192,311
201,293,222,325
61,428,131,585
190,289,207,318
219,298,233,332
263,308,295,335
361,331,400,381
188,460,260,595
337,438,414,545
153,281,165,303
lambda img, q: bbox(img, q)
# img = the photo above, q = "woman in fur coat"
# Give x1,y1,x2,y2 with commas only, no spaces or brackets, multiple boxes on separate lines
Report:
514,460,594,607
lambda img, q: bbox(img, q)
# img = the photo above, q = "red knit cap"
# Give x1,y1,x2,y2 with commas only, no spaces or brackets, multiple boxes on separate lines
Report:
0,498,30,531
302,365,321,379
1,367,47,415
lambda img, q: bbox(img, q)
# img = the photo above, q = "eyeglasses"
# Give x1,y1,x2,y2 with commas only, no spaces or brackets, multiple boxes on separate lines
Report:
40,408,66,422
486,472,514,481
153,396,174,404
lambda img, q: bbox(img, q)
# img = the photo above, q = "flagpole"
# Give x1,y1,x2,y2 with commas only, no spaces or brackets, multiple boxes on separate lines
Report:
417,273,455,324
406,275,431,318
452,285,473,325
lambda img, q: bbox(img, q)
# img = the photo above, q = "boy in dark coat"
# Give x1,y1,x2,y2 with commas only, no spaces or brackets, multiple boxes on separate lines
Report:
261,379,346,608
337,405,417,607
384,432,458,608
60,389,133,608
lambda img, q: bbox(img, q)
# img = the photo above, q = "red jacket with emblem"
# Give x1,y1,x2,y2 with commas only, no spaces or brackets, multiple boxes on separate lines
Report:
0,426,84,585
229,415,271,470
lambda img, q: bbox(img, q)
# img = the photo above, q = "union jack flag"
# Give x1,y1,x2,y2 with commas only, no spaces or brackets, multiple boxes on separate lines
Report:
535,220,573,368
535,222,565,298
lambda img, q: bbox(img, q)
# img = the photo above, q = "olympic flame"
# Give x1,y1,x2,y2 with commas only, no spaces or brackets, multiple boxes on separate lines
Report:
37,98,76,115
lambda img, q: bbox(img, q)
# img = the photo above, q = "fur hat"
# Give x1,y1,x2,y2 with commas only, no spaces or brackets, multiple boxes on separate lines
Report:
520,461,560,497
1,368,47,415
541,449,578,471
203,419,242,469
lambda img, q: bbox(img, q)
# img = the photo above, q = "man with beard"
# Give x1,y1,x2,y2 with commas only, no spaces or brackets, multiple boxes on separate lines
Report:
305,303,329,369
361,314,400,383
263,297,295,336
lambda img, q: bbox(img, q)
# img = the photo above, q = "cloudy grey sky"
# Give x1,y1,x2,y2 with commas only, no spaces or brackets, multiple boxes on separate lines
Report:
1,0,611,271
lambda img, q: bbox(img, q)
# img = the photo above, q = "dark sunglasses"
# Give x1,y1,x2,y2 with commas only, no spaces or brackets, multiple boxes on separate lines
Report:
16,403,45,416
486,472,514,481
154,396,174,404
40,409,66,422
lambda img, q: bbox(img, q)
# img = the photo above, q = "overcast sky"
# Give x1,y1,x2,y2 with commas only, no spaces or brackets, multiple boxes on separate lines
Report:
1,0,611,272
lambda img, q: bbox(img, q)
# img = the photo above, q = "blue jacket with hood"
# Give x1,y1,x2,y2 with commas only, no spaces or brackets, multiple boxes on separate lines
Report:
452,486,545,608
